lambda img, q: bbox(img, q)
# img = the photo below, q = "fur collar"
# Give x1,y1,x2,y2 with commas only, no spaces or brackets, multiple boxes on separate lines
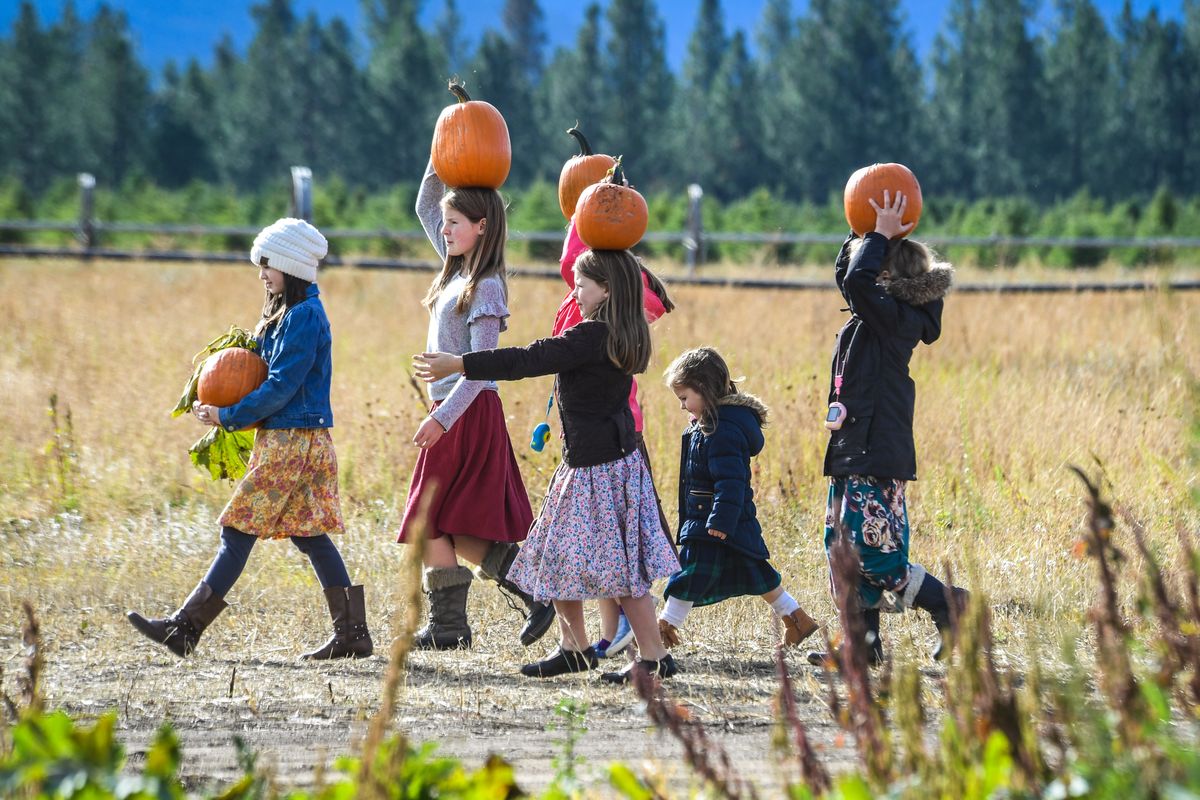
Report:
883,264,954,306
717,391,770,426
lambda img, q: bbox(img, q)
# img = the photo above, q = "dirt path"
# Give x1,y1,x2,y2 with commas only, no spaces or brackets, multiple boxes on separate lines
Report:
33,630,863,795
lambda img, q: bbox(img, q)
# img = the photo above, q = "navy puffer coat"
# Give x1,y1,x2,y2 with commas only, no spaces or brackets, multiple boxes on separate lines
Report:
677,394,772,560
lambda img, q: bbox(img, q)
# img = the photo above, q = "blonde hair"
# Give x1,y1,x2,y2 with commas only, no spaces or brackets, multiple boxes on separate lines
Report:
422,187,509,314
574,249,652,375
849,237,935,280
663,346,740,435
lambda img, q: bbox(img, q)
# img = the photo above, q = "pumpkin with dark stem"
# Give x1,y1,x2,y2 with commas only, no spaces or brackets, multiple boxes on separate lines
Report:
431,81,511,190
197,347,267,430
843,163,923,237
574,160,648,251
558,126,617,220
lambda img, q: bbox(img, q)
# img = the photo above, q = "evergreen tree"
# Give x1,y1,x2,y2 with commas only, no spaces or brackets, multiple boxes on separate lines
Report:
294,15,371,185
78,5,151,184
434,0,470,74
675,0,728,187
502,0,547,83
1043,0,1115,199
537,3,607,182
148,60,218,187
468,30,541,184
1182,0,1200,191
707,31,766,199
363,0,443,186
604,0,675,188
927,0,980,197
755,0,800,196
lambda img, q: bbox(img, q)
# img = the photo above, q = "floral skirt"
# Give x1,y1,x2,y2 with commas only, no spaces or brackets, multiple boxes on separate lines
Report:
219,428,344,540
824,475,913,609
397,391,533,544
509,449,680,602
664,539,782,607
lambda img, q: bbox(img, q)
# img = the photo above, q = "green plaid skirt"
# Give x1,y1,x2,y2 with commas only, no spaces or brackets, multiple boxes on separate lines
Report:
663,539,782,607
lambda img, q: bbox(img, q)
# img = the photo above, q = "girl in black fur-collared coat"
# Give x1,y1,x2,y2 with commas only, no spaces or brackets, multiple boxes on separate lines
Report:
656,347,820,651
808,190,969,668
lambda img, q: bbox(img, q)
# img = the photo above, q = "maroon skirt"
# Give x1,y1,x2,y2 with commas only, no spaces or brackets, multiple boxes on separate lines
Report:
397,390,534,544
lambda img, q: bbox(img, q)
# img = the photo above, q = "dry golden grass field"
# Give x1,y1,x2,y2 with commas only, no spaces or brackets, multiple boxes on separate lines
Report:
0,257,1197,793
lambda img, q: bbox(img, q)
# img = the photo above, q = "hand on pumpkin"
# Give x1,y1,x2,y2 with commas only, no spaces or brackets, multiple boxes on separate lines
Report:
413,352,464,382
412,415,447,449
869,190,914,239
192,400,222,427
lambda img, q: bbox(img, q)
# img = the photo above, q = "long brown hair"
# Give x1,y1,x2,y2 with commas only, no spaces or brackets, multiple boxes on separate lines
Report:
575,249,651,375
663,347,740,434
257,273,311,336
422,187,508,314
641,262,675,313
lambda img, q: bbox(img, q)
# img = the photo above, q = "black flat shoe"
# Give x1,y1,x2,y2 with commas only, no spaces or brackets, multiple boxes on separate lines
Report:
600,654,679,684
519,646,598,678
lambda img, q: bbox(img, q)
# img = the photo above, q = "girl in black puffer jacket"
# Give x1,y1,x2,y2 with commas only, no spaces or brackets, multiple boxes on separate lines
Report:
809,190,968,668
657,347,820,651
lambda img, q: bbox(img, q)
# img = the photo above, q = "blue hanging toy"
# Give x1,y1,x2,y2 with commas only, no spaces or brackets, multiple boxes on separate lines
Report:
530,394,553,451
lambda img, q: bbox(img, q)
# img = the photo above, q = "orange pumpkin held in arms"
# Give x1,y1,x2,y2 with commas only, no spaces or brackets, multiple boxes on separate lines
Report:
197,348,267,430
843,163,923,237
558,126,617,220
574,159,649,251
431,80,511,190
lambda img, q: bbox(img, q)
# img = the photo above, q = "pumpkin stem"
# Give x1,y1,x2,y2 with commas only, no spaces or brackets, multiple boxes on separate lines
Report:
566,125,594,156
448,80,471,104
608,155,625,185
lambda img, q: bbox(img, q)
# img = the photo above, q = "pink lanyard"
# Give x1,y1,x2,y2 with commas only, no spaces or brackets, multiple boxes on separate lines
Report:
831,319,860,404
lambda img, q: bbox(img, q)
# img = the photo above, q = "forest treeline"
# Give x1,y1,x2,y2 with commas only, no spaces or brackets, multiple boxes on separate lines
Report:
2,0,1199,207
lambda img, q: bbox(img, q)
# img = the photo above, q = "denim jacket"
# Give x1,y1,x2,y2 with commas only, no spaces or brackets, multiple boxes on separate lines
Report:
218,284,334,431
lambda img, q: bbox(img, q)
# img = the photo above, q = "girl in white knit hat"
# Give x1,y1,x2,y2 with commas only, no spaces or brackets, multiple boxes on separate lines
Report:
126,218,373,661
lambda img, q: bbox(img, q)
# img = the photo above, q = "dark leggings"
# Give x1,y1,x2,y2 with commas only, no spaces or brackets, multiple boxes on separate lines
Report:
202,526,351,597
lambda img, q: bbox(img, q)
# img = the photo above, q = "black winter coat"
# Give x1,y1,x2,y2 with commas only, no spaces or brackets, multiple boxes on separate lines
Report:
823,232,953,481
677,395,771,560
463,320,637,468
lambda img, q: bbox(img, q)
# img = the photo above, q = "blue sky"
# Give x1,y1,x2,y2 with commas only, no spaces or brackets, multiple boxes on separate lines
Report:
0,1,1187,77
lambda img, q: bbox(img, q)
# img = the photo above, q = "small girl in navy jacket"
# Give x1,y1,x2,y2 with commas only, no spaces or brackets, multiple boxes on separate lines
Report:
126,218,372,661
657,347,819,650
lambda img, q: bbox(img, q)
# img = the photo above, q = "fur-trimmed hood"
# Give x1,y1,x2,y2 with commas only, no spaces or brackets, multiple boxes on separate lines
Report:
717,391,770,426
883,263,954,306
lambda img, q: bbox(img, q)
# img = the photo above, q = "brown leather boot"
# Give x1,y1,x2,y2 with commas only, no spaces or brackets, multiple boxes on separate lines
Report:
781,607,819,647
301,585,374,660
126,581,228,657
478,541,556,647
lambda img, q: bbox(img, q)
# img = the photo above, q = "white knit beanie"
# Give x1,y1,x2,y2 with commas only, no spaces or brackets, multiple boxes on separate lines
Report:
249,218,328,283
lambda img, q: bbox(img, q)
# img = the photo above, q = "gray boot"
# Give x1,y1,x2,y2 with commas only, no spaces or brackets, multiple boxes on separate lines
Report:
126,581,228,658
479,541,556,647
414,566,474,650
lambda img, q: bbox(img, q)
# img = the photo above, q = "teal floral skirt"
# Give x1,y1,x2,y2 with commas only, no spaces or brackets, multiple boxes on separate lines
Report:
824,475,915,609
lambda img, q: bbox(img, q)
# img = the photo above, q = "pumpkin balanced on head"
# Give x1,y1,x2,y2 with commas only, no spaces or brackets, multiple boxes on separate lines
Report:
431,80,511,190
843,163,923,237
558,126,617,220
197,347,267,431
574,159,648,251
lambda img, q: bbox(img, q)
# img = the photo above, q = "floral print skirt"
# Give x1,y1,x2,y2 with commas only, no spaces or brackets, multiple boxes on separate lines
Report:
219,428,345,540
509,449,680,602
824,475,913,609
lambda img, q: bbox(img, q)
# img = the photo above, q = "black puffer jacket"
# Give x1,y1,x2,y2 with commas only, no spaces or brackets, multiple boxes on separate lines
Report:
463,320,637,468
823,232,953,481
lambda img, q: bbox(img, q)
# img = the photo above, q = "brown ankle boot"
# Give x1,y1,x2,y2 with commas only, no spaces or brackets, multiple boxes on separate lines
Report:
126,581,228,657
413,566,474,650
479,541,556,647
781,607,819,647
301,585,374,660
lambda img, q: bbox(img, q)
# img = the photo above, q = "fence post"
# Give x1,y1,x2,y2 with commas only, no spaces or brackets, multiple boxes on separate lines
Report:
77,173,96,250
290,166,313,223
685,183,704,274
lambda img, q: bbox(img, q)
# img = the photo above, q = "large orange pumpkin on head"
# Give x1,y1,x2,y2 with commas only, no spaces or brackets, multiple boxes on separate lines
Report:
431,81,511,190
574,160,648,251
197,348,268,431
558,126,617,220
843,163,923,237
